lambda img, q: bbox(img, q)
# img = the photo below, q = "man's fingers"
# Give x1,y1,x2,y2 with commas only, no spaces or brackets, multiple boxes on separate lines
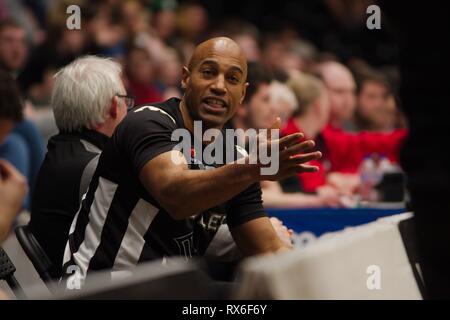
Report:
282,139,316,157
278,133,303,149
297,164,320,172
289,164,320,173
290,151,322,164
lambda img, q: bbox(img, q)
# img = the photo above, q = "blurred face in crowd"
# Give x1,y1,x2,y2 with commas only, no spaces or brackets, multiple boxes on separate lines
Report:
385,94,403,129
269,82,297,126
314,91,331,132
153,10,177,40
262,40,285,70
0,26,27,72
127,48,155,84
357,80,391,130
246,83,277,130
320,63,356,127
160,49,182,87
121,0,148,35
233,34,261,63
281,51,304,72
178,4,208,40
60,29,86,55
182,37,248,129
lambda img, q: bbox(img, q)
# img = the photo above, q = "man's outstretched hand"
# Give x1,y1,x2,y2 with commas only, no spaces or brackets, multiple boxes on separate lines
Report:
247,117,322,181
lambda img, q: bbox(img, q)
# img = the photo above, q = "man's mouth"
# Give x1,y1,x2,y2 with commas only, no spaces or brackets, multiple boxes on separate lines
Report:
202,97,227,113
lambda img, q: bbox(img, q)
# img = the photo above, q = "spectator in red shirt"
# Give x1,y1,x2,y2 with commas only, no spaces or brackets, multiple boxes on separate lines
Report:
354,69,393,131
283,73,339,196
315,61,407,174
353,68,407,133
284,72,407,196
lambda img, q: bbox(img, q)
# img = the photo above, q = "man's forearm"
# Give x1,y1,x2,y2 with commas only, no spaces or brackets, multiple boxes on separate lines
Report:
157,162,260,219
141,133,320,219
231,217,290,256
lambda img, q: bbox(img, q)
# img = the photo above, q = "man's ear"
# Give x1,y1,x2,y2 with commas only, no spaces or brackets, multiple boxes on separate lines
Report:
240,82,249,104
181,66,190,89
109,96,119,119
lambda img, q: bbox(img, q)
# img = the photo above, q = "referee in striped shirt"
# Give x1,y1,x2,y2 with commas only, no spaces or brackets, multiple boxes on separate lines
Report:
62,37,321,285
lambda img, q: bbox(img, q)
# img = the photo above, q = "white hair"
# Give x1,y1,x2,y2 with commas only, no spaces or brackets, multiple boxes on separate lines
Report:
51,56,123,132
270,81,297,112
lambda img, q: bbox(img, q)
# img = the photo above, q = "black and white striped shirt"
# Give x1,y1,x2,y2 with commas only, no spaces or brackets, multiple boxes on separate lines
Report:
62,98,266,281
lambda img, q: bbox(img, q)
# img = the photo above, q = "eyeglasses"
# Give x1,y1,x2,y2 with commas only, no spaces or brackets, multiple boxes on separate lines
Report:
116,94,135,110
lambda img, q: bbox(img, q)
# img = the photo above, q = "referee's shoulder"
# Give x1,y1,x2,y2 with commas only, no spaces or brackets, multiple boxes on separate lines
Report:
125,99,178,126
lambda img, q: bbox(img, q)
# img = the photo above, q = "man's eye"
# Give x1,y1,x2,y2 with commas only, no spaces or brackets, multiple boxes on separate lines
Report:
228,76,239,83
202,70,213,76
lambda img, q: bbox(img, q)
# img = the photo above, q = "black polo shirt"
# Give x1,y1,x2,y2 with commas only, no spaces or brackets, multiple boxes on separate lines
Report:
29,129,108,278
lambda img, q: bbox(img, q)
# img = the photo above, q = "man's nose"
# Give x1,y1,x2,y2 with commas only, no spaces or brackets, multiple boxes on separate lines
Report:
210,74,227,94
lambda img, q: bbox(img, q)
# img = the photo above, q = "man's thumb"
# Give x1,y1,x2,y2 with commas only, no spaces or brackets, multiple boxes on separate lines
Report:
268,117,281,140
270,117,281,130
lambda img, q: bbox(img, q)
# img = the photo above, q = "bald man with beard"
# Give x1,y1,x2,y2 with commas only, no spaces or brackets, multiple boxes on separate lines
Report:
61,37,321,283
316,62,357,130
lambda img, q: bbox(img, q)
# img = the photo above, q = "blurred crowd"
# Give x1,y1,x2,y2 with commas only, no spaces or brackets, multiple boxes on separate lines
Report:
0,0,407,213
